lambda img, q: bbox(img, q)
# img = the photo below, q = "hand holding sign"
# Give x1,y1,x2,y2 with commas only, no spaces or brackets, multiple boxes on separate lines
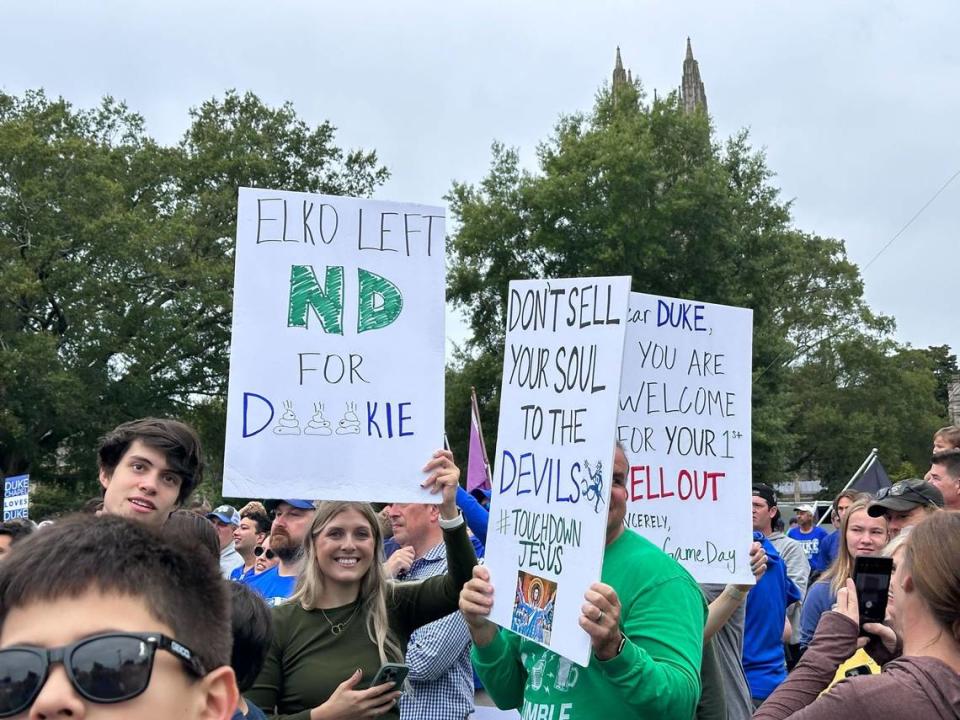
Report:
421,449,460,519
579,583,623,661
459,565,498,647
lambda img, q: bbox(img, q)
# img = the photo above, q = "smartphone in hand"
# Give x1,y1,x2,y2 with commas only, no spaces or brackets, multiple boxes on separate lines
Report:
853,556,892,625
370,663,409,690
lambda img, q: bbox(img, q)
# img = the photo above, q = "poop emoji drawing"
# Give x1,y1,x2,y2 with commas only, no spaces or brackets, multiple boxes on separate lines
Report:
336,402,361,435
273,401,302,435
304,403,333,436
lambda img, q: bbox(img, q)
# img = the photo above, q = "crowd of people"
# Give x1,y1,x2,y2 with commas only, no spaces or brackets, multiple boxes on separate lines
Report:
0,418,958,719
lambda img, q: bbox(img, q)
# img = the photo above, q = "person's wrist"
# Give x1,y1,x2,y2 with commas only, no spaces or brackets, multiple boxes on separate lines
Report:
438,507,463,524
469,618,498,647
725,584,748,601
594,632,625,661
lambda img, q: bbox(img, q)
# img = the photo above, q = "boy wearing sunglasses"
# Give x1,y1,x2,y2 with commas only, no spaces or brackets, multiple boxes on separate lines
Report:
97,418,204,530
0,514,238,718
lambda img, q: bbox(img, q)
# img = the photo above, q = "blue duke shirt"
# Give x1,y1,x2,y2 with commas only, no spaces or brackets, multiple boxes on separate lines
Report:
244,566,297,607
787,525,830,572
396,540,476,720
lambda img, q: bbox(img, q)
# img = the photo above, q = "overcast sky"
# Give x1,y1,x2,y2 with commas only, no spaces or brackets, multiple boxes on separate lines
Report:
3,1,956,357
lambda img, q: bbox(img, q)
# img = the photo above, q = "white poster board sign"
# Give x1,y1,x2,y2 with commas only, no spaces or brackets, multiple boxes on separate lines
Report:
3,474,29,521
618,292,753,584
224,188,445,502
485,276,631,667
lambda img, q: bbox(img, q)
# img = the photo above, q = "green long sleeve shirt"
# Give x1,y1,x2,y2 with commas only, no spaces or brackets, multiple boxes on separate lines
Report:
472,529,706,719
247,522,477,720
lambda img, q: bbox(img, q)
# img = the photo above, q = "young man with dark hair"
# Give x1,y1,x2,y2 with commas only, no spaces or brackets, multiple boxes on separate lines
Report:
232,509,271,582
228,583,272,720
0,520,34,560
751,484,807,677
97,417,204,529
0,513,238,718
927,449,960,511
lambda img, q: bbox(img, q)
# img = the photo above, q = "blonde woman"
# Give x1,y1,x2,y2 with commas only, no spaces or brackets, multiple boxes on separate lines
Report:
798,498,887,647
247,450,477,719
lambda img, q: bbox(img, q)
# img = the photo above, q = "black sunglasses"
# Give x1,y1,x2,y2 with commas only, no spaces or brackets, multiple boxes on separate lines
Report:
876,483,937,508
0,632,205,716
254,545,276,560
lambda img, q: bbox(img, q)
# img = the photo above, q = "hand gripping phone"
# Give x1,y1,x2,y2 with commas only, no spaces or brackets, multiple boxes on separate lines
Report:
852,556,892,626
370,662,409,690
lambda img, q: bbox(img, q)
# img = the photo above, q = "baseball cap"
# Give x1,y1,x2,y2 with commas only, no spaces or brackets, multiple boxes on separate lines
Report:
794,504,816,514
265,499,316,512
206,504,240,526
752,483,777,507
868,479,944,516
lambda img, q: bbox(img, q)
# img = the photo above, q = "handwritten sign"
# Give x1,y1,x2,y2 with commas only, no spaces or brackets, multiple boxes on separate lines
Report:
3,475,29,521
484,276,631,667
223,188,445,502
618,292,753,584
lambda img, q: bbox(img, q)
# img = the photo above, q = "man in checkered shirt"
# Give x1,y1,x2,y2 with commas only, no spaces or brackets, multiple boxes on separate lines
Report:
385,500,478,720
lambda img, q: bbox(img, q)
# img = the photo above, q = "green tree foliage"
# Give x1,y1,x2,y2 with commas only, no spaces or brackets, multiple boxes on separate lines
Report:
445,81,940,488
788,340,946,494
0,90,387,517
919,344,958,413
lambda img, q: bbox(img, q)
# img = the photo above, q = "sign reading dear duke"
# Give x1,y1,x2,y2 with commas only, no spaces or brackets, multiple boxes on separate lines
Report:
484,276,631,667
224,188,445,502
618,292,753,584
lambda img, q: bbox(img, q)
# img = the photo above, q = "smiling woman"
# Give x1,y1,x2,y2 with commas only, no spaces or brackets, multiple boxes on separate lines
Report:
246,449,478,720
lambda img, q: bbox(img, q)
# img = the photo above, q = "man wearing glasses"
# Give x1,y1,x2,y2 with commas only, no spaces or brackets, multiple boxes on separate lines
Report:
0,514,238,719
867,478,944,537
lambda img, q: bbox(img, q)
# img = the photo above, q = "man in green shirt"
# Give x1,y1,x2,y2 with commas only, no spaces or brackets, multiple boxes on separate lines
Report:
460,444,707,719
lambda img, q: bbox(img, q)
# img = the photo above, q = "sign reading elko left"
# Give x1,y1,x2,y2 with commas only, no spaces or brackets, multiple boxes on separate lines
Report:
224,188,446,502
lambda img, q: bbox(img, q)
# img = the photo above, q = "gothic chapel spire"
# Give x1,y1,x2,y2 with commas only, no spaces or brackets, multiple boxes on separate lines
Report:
680,37,708,114
612,46,628,88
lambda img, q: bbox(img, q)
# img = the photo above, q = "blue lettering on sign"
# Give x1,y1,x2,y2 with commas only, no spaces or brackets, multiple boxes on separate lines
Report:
366,401,414,438
656,300,707,332
497,449,583,504
2,475,29,521
243,393,275,437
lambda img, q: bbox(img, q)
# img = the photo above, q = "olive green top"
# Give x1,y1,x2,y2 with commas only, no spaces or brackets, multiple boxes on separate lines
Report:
246,522,477,720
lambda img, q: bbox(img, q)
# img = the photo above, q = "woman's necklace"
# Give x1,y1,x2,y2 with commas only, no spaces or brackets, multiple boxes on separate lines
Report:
321,602,361,636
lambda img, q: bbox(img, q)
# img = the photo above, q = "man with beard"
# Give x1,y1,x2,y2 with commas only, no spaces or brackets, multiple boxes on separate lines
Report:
246,500,316,606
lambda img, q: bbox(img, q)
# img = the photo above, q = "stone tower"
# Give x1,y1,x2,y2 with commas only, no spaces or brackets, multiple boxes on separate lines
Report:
612,46,628,89
680,37,708,114
949,377,960,426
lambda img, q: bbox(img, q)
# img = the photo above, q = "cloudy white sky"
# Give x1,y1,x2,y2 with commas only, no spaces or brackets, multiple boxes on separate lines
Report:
3,1,957,357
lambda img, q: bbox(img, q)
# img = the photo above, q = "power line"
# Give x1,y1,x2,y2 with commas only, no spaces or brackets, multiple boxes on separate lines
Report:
755,165,960,381
862,166,960,270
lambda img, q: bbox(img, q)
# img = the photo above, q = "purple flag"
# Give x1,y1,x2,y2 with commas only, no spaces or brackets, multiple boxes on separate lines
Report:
466,388,491,493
